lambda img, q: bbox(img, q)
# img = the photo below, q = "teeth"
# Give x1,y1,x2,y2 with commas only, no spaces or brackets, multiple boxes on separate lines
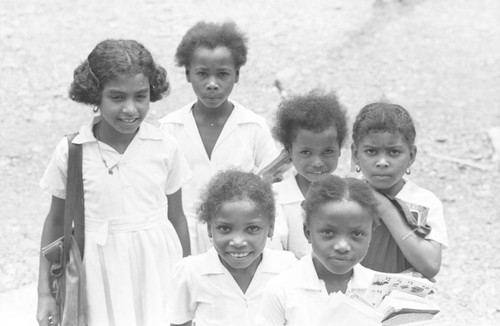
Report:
230,252,249,258
121,118,136,123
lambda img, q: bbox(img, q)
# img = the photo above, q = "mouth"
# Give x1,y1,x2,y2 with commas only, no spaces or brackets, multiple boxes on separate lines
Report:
119,118,139,123
228,252,251,259
331,256,352,262
308,171,330,175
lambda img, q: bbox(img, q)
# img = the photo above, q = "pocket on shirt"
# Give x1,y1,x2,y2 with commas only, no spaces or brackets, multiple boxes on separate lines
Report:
196,294,228,323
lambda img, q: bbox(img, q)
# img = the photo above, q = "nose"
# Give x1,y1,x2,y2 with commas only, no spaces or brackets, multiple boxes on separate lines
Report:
123,99,136,114
334,237,351,253
311,156,324,168
206,77,219,90
376,157,389,168
229,233,248,248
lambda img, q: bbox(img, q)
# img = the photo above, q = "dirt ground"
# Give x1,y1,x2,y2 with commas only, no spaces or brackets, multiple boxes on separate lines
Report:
1,0,499,325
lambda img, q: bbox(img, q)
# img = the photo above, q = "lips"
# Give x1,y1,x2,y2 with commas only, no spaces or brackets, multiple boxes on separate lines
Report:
228,252,250,259
119,117,139,123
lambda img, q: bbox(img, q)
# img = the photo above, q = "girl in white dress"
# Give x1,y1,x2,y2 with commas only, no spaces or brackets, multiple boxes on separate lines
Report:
36,39,191,326
159,21,278,255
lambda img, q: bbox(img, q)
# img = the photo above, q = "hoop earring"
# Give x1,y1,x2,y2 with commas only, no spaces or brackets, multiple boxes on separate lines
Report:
406,168,411,175
355,165,361,173
93,106,99,113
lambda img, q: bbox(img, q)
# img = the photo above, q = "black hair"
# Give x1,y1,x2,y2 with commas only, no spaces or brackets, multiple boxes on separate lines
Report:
175,21,248,70
272,90,349,150
197,170,275,224
352,102,416,147
69,39,170,105
302,175,380,228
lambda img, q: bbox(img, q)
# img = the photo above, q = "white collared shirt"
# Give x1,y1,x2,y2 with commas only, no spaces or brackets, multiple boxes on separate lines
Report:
257,254,375,326
159,100,278,254
274,169,311,258
168,248,297,326
40,116,191,220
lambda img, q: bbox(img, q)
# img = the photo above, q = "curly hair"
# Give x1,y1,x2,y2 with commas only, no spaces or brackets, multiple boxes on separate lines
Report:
197,170,275,225
175,21,248,70
272,90,349,150
69,39,170,106
352,102,416,147
302,175,380,228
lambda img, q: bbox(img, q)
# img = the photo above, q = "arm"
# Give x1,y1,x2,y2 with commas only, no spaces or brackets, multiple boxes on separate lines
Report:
167,188,191,257
36,196,65,326
373,191,442,279
171,323,192,326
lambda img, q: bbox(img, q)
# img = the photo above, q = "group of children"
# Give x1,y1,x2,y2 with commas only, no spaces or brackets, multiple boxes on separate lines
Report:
36,20,448,326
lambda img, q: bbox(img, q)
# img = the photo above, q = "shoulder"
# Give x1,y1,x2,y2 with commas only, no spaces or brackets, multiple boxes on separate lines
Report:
398,178,443,208
158,102,193,125
232,101,269,127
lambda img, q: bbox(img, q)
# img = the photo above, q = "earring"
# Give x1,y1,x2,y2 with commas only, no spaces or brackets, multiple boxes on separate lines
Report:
355,165,361,173
93,106,99,113
406,168,411,175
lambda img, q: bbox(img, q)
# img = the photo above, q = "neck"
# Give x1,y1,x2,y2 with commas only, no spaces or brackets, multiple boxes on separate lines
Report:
296,174,311,197
195,100,233,118
95,120,136,153
312,256,353,294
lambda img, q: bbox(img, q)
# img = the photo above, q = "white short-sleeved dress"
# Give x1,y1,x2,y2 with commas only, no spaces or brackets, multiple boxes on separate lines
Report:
168,248,297,326
40,117,191,326
159,100,278,254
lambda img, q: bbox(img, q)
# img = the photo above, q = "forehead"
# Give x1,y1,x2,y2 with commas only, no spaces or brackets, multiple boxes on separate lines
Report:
102,73,149,92
190,46,236,69
359,131,409,147
213,199,270,223
292,127,339,148
309,200,373,228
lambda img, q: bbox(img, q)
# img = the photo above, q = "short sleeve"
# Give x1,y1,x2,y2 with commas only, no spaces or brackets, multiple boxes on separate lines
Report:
253,118,279,170
256,278,287,326
163,136,192,195
40,138,69,199
167,258,196,324
424,197,449,248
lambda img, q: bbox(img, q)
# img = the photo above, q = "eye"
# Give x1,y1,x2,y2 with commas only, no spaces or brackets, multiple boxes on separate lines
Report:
365,149,376,155
320,229,335,236
323,149,336,155
218,72,229,78
389,149,401,156
196,71,207,77
352,230,365,238
216,225,231,233
299,150,311,156
247,225,261,233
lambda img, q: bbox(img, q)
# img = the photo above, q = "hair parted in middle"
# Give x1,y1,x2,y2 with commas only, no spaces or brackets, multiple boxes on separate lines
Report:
175,21,248,70
197,169,275,225
69,39,170,106
272,89,349,151
301,175,380,228
352,102,416,147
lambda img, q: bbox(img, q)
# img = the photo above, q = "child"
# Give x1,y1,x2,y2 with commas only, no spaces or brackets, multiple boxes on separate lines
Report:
257,175,379,325
351,102,448,279
160,21,278,255
168,170,297,326
36,39,191,326
271,90,349,258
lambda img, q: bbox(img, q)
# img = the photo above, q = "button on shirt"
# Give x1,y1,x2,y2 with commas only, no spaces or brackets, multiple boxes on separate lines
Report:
168,248,297,326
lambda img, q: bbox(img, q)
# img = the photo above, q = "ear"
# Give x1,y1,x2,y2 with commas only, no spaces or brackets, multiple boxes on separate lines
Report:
235,70,239,83
207,222,213,239
409,145,417,166
303,222,312,244
351,143,359,164
267,221,275,238
185,69,191,83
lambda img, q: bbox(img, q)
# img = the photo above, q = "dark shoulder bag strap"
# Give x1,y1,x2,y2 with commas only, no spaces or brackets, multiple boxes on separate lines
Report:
63,133,85,266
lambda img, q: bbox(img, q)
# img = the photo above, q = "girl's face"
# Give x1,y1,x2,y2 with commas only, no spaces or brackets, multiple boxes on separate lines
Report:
289,127,341,183
353,131,416,197
186,46,239,111
207,199,273,273
99,73,150,136
304,200,373,278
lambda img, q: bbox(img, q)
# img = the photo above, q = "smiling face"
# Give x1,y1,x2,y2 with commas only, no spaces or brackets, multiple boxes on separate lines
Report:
353,131,416,197
289,127,341,184
99,73,150,136
304,200,373,279
207,199,273,274
186,46,239,111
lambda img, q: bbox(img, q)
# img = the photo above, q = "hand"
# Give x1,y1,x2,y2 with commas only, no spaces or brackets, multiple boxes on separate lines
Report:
401,268,437,283
36,293,58,326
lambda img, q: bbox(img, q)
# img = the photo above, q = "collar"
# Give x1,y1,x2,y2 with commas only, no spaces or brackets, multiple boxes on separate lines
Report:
72,115,163,145
295,254,374,291
158,99,258,125
275,169,304,204
200,247,283,276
